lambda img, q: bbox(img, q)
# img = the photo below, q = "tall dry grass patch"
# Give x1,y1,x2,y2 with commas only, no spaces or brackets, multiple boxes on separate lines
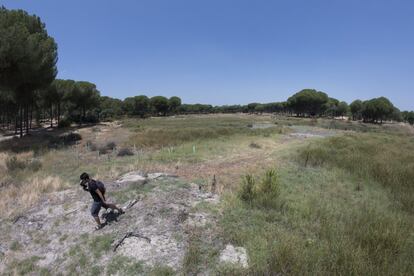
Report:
0,152,8,174
0,175,68,218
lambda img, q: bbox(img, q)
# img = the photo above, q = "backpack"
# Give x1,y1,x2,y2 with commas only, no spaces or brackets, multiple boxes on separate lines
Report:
96,180,106,195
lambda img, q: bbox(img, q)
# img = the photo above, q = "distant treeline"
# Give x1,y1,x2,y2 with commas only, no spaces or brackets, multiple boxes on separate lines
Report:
1,7,413,137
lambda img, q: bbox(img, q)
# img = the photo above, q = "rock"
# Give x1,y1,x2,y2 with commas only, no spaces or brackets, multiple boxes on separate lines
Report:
118,234,182,268
147,173,165,180
219,244,249,268
116,171,147,185
147,172,177,180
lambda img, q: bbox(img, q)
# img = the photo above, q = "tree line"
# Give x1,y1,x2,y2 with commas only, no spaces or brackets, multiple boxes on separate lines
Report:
1,7,413,138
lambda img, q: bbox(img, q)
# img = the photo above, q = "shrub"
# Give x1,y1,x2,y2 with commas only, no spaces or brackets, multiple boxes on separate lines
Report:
6,156,27,171
238,169,281,209
63,132,82,144
106,141,116,150
58,118,72,128
117,147,134,157
249,142,261,149
84,113,99,123
98,146,109,155
48,132,82,148
98,141,117,155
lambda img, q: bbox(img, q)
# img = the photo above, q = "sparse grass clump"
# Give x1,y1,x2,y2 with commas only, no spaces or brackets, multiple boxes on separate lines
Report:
6,156,42,172
89,234,114,258
106,255,144,275
10,240,22,251
6,256,46,275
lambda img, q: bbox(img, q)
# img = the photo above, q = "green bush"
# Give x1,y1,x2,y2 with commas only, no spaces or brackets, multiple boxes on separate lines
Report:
58,118,72,128
238,169,281,209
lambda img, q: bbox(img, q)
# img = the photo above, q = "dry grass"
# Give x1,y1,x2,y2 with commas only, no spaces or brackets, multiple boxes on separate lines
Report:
0,175,68,218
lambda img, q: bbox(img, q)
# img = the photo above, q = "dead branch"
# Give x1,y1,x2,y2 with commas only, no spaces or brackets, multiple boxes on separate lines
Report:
125,199,139,209
113,231,151,252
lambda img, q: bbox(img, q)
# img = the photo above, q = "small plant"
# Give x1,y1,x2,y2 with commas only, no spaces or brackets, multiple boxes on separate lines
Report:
117,147,134,157
10,240,22,251
249,142,261,149
239,174,256,203
256,169,280,209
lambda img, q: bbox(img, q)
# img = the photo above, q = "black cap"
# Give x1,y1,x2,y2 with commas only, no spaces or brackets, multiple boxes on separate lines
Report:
80,172,89,180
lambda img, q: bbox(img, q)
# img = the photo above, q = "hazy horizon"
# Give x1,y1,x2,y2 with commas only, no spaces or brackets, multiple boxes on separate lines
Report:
2,0,414,110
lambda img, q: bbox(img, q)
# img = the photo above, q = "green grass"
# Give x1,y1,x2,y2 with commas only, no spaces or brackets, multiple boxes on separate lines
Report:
124,115,288,149
220,140,414,275
5,256,48,276
89,234,114,258
106,255,144,275
298,132,414,213
9,240,21,251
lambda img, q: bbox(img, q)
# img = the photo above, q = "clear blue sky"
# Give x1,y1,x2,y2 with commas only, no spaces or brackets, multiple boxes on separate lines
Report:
2,0,414,110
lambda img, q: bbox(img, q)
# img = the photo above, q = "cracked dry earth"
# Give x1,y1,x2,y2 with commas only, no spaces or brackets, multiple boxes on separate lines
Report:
0,172,242,275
